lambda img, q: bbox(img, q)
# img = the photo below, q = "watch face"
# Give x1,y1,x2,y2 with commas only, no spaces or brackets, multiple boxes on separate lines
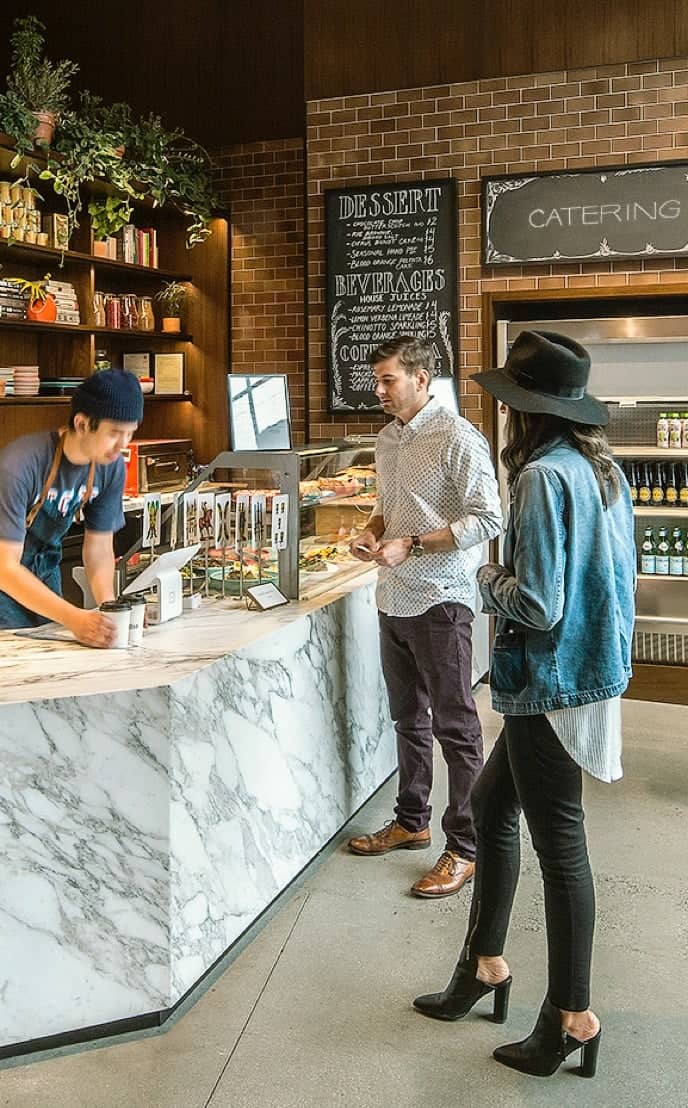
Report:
411,542,424,557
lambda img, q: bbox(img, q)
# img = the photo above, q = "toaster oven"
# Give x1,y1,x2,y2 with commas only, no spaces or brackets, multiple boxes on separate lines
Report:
123,439,193,496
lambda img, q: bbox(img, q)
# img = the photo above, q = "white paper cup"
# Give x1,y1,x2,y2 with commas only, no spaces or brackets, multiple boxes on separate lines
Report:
128,595,146,646
99,599,132,648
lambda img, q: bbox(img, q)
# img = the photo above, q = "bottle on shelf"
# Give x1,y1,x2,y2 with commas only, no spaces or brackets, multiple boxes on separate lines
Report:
655,527,670,575
625,461,638,504
651,462,665,505
665,462,678,507
681,412,688,450
669,528,684,576
638,463,652,505
640,527,656,574
668,412,682,449
679,461,688,507
657,412,669,448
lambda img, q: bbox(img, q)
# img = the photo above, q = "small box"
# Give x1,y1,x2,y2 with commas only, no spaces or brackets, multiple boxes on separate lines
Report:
44,213,70,251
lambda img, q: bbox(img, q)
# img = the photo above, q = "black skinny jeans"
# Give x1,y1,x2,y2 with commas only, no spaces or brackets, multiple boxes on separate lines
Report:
460,713,595,1011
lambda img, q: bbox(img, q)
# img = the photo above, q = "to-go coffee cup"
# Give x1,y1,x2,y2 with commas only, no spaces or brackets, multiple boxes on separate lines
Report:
127,594,146,646
99,598,132,648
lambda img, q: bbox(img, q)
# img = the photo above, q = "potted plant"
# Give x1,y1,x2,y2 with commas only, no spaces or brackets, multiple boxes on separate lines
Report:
155,280,186,332
4,271,57,322
3,16,78,152
88,195,134,255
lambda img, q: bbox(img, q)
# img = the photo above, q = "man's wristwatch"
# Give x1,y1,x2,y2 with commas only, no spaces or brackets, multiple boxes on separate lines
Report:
409,535,425,557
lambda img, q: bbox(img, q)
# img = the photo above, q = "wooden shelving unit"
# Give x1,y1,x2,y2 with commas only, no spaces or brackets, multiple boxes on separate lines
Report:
0,136,229,463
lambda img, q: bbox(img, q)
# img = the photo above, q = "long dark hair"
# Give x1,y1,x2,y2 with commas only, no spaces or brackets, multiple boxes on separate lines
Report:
502,410,621,508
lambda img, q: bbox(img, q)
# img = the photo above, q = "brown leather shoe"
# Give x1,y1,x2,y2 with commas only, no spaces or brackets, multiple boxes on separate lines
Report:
411,851,475,898
348,819,431,855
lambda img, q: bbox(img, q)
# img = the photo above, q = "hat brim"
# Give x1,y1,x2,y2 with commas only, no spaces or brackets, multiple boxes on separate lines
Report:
470,368,609,426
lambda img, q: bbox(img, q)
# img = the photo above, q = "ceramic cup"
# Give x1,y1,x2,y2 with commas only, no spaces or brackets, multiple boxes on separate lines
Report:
127,595,146,646
99,598,132,648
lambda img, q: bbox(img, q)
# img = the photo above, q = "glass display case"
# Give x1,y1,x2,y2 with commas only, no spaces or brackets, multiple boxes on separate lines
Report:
117,440,378,601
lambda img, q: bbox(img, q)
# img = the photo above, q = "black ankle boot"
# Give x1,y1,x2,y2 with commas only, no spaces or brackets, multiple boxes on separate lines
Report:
493,996,602,1078
413,956,512,1023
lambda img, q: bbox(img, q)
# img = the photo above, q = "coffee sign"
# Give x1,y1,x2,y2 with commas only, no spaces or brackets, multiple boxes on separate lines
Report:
482,163,688,266
325,179,458,412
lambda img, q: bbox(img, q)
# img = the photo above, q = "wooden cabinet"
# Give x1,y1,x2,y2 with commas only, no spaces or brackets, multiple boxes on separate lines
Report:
0,138,229,464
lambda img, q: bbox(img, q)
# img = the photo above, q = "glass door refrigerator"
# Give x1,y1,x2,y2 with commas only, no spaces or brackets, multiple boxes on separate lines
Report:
496,316,688,704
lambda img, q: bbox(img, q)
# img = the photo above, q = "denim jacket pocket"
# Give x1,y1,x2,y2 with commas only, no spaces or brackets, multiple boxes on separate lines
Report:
490,630,528,694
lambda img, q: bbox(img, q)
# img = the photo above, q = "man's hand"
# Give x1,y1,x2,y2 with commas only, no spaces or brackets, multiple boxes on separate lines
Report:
65,609,116,649
375,537,413,567
350,529,381,562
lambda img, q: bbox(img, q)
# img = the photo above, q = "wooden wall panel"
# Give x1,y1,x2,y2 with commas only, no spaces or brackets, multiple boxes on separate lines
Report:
305,0,688,102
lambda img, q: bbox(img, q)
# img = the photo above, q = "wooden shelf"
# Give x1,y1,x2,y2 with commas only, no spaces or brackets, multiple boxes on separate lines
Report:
634,506,688,517
0,318,191,341
0,239,191,281
614,446,688,458
637,573,688,580
0,393,192,405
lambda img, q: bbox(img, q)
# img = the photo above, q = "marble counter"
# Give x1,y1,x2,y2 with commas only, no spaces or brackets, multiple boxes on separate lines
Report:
0,569,396,1056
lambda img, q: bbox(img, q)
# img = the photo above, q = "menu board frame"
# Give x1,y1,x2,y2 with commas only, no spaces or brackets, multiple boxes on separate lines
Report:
325,178,458,414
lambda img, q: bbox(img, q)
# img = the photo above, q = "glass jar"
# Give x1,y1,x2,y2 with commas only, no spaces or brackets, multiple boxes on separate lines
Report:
137,296,155,331
94,349,110,371
121,293,139,330
105,294,121,329
93,291,106,328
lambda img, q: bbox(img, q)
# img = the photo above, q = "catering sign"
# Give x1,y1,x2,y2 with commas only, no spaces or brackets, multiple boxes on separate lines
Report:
482,162,688,265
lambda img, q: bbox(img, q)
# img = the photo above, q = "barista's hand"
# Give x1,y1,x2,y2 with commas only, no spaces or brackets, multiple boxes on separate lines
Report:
375,538,413,567
350,529,380,562
66,609,116,648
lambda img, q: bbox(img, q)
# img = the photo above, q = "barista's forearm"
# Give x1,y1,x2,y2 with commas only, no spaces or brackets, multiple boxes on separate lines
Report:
84,553,117,605
0,561,79,625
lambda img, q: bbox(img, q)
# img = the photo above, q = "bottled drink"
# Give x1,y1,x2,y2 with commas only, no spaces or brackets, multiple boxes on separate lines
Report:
669,527,684,575
657,412,669,448
655,527,670,575
679,461,688,506
668,412,682,448
665,462,678,506
650,462,665,505
640,527,656,574
637,463,652,505
625,461,638,504
682,411,688,449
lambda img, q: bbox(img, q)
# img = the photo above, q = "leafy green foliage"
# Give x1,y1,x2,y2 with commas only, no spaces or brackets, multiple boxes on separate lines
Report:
155,280,187,315
6,16,78,115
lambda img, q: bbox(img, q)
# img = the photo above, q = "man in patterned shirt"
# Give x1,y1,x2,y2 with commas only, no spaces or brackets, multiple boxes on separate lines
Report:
348,336,502,897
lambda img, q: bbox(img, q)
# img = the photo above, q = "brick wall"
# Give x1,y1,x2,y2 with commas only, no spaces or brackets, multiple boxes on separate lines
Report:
306,57,688,439
214,138,306,443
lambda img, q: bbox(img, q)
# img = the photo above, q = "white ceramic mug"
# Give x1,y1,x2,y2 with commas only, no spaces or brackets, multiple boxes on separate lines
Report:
99,599,132,648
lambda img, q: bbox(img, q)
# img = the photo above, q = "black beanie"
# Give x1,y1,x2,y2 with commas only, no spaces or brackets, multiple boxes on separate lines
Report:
72,369,144,424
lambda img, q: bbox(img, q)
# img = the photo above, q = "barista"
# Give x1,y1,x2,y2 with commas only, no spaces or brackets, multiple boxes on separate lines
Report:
0,369,143,646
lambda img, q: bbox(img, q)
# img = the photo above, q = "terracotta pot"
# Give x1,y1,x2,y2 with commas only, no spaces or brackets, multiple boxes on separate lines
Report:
27,294,58,323
113,145,125,159
161,316,181,333
93,241,109,258
32,111,57,146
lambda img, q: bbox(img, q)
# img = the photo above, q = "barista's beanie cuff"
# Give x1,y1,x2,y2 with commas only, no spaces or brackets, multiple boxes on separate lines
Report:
71,369,144,424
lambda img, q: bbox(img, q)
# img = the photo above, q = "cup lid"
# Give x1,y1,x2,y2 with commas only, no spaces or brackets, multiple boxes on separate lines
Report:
100,599,132,612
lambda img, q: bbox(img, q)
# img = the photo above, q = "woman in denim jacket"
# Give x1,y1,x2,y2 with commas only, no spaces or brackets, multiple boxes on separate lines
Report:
412,331,635,1080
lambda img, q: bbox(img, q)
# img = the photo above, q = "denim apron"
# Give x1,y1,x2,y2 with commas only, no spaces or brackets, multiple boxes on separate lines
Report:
0,434,95,629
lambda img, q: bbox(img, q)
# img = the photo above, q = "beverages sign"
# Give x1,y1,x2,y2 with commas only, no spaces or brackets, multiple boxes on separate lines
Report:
325,179,458,412
482,163,688,266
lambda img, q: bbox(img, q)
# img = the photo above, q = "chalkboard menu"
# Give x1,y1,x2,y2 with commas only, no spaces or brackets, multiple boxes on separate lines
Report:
325,179,458,412
483,162,688,266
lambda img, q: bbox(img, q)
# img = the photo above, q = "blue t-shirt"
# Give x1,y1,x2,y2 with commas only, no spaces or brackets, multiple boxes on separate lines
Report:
0,431,126,544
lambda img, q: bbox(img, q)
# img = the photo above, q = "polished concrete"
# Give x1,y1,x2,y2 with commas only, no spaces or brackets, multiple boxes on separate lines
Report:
0,688,685,1108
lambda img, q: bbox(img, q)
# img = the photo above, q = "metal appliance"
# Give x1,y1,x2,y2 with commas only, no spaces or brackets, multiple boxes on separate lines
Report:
122,439,193,496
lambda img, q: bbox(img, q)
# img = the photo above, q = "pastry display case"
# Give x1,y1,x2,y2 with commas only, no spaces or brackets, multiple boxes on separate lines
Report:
116,440,378,601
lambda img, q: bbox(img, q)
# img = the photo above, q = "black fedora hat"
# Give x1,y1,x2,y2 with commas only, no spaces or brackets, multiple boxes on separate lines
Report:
471,330,609,426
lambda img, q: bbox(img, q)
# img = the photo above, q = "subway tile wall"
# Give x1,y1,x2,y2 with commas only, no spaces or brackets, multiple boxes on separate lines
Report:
214,139,306,443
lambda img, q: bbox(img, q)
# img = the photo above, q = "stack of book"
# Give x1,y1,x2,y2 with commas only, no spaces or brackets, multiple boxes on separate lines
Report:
94,226,159,268
46,279,80,325
0,278,26,320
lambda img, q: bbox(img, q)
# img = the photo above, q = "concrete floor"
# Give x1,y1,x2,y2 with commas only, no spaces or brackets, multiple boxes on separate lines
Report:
1,688,686,1108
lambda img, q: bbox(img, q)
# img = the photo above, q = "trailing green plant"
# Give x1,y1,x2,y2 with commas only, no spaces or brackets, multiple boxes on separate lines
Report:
88,195,133,241
6,17,78,118
122,113,217,246
0,89,38,159
76,91,132,149
155,280,187,316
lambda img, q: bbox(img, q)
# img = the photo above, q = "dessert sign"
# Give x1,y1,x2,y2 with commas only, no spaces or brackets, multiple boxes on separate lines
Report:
325,179,458,412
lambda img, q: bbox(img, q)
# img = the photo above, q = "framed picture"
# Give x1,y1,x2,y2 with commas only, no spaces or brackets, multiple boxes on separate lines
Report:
123,352,151,379
154,352,185,394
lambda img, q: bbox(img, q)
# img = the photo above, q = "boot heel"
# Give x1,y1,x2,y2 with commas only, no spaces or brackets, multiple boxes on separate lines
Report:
579,1030,601,1078
492,976,512,1023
